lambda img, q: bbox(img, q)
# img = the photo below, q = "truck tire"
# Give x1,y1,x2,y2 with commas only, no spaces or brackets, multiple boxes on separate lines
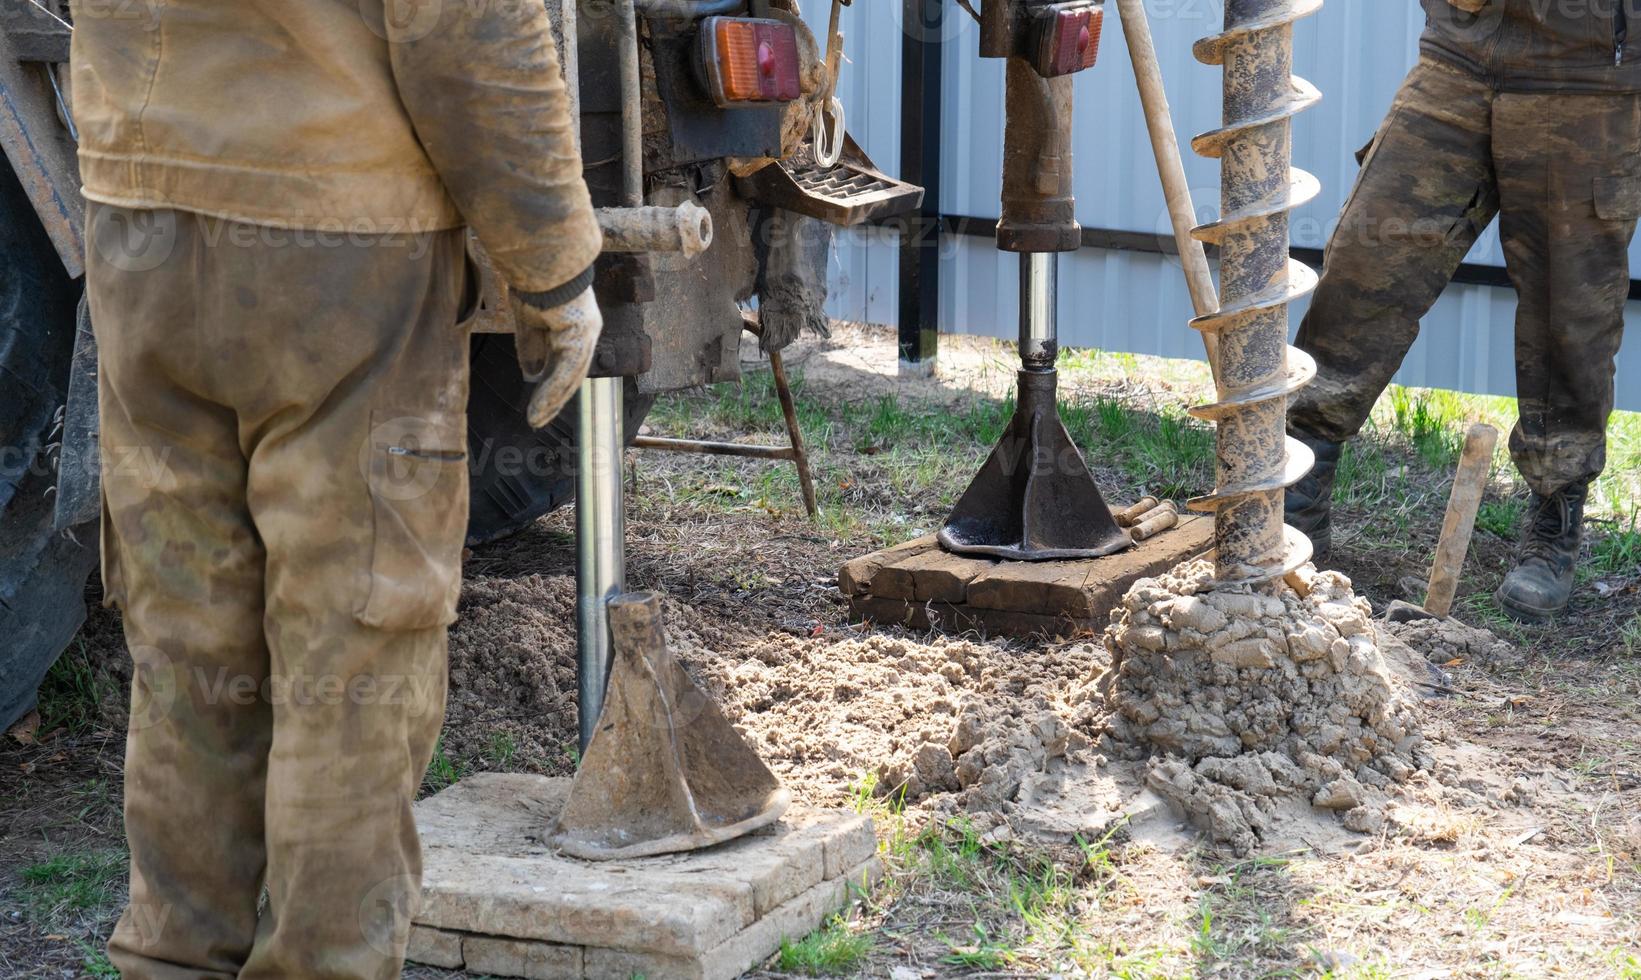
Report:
465,333,655,546
0,155,97,732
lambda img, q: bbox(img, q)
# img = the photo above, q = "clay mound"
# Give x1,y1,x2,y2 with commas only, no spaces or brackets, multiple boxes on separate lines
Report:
1384,614,1519,668
1099,560,1432,853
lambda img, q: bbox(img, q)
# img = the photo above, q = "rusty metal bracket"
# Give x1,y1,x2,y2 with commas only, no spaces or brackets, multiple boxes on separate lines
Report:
0,23,83,277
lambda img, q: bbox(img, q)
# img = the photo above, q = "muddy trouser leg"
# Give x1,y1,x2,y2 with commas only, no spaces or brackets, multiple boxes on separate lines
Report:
95,207,272,978
1492,93,1639,498
93,204,469,979
1288,59,1500,443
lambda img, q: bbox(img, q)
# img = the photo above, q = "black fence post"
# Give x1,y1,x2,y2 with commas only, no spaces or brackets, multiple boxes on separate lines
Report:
898,0,942,377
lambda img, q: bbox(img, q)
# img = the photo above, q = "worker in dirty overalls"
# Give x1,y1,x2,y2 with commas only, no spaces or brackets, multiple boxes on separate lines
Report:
72,1,601,975
1287,0,1638,623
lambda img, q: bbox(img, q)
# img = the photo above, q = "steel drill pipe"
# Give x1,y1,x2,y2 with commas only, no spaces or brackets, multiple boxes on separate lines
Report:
595,203,714,257
1187,0,1323,587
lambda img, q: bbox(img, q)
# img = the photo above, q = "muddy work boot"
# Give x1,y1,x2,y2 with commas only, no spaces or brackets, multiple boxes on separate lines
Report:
1285,431,1343,563
1495,481,1588,623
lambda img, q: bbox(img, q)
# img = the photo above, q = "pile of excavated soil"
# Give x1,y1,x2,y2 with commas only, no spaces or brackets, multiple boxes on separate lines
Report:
1094,560,1435,853
79,565,1103,821
447,564,1532,857
444,576,582,772
445,572,1100,808
1383,613,1520,668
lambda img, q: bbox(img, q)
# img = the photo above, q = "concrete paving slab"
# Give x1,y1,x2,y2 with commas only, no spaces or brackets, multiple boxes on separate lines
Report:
410,773,878,979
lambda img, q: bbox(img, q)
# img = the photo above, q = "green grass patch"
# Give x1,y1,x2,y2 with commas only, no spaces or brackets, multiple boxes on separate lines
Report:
1387,386,1465,471
777,915,873,976
940,922,1015,969
421,735,468,796
482,731,519,769
79,942,119,977
1589,510,1641,577
1477,497,1525,540
35,641,123,736
20,849,127,929
1609,947,1641,979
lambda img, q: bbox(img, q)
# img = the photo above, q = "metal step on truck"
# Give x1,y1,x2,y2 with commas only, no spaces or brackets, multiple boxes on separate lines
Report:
0,0,922,731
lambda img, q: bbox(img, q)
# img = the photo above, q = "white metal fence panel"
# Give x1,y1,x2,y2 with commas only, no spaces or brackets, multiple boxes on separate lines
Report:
817,0,1640,410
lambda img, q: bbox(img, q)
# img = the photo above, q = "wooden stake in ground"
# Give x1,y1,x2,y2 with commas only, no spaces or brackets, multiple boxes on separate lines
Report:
1424,423,1500,618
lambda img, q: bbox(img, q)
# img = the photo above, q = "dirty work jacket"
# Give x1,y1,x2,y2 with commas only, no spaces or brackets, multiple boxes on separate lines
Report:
70,0,600,295
1422,0,1641,93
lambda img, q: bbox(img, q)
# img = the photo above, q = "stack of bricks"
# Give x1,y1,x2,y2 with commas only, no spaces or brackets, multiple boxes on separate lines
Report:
407,773,880,980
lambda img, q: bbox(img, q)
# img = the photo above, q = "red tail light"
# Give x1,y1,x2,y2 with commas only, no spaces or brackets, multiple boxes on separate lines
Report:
1031,2,1104,78
699,17,803,107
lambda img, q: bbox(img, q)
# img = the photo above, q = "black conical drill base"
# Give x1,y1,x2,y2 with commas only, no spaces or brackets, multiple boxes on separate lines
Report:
938,369,1133,562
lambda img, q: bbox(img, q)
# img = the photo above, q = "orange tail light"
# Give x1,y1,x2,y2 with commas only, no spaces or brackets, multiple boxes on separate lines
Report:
1030,1,1104,78
699,17,803,107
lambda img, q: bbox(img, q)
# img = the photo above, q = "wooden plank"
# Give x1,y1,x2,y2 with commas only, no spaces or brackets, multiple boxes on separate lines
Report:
909,551,994,603
872,548,993,603
837,534,936,596
966,516,1216,620
965,560,1097,617
846,596,930,631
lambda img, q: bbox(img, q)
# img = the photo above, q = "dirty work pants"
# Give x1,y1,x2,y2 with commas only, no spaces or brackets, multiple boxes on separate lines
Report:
1288,58,1638,496
89,202,469,979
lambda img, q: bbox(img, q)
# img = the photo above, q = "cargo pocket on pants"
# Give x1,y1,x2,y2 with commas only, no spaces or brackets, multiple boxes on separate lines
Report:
355,410,469,631
1594,175,1641,221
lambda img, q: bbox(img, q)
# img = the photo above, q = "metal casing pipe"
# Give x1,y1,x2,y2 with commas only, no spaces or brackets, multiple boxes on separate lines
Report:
575,0,645,752
1019,252,1057,370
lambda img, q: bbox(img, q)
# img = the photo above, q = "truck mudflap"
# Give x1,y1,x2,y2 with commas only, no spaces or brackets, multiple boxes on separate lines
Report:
54,299,101,532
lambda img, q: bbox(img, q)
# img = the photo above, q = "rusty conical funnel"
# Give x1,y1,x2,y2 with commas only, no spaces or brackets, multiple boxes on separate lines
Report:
549,592,790,861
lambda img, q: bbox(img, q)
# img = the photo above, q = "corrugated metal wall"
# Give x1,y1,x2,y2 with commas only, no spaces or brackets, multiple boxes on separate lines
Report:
811,0,1641,410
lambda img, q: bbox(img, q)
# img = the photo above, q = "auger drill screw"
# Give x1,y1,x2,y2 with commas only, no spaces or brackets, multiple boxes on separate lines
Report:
1187,0,1324,587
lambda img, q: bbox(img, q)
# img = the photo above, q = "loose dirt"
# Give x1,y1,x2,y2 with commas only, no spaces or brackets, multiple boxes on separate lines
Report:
1383,608,1522,668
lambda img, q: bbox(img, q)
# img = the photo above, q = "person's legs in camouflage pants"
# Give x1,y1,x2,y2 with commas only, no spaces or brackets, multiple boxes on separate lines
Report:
1489,91,1638,619
1286,59,1501,557
91,203,469,978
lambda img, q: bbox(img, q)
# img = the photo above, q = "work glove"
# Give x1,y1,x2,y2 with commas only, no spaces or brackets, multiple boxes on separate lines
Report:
514,285,602,429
